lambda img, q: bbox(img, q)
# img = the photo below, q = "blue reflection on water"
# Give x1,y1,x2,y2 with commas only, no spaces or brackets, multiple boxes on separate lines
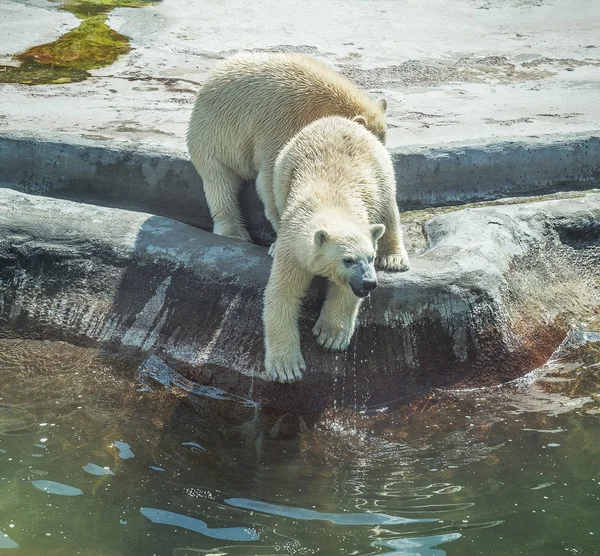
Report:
83,463,115,476
139,508,260,541
225,498,438,525
181,441,207,451
32,480,83,496
113,441,135,460
0,532,18,549
373,533,462,555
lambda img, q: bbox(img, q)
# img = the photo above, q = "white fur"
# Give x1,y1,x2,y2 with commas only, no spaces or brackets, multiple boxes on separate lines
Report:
263,116,410,383
187,52,387,241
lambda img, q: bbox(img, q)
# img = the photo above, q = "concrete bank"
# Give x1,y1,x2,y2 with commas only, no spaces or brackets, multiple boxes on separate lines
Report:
1,131,598,242
1,188,598,413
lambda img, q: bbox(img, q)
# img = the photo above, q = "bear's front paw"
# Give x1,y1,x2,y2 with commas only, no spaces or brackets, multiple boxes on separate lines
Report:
312,319,354,352
265,349,306,383
375,253,410,272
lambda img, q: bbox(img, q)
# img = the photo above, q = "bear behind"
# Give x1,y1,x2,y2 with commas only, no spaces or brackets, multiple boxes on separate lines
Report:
187,52,387,241
263,116,409,383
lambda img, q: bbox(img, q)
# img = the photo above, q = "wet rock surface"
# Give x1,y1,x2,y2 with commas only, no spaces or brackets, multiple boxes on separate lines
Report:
1,188,598,413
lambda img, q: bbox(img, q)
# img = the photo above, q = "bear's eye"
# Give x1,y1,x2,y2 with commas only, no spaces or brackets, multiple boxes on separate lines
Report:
367,256,374,264
343,258,355,266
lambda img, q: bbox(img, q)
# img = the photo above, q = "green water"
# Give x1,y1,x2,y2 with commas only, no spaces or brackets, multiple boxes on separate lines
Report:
1,332,599,555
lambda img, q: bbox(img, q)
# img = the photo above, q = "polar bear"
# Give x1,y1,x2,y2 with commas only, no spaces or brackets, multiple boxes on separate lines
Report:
187,52,387,241
263,116,410,383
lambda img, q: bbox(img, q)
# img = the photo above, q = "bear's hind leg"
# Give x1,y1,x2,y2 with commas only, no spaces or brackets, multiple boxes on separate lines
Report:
256,167,281,233
201,161,251,241
313,283,362,351
257,167,281,258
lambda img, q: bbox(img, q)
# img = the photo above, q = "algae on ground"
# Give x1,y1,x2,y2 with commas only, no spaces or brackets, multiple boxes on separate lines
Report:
0,0,159,85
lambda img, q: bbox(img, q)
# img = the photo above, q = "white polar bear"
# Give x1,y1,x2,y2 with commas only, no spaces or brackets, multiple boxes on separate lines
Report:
263,116,410,383
187,52,387,241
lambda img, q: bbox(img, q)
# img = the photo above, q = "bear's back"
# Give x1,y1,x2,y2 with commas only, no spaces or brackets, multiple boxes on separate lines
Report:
189,53,385,159
202,52,373,115
274,116,394,216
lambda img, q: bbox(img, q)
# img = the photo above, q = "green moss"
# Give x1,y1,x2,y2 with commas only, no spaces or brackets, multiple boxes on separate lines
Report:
0,0,159,85
18,16,131,71
0,61,89,85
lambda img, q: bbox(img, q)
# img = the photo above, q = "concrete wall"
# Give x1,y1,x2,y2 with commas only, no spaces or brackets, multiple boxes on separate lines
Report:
1,132,598,243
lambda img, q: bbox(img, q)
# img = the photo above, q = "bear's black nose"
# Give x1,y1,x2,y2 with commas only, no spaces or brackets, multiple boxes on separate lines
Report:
362,279,377,291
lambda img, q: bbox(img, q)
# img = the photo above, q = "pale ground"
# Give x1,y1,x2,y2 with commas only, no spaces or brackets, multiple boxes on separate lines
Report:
1,0,599,155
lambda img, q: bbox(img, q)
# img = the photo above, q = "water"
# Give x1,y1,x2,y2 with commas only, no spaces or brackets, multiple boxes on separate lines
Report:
0,332,599,555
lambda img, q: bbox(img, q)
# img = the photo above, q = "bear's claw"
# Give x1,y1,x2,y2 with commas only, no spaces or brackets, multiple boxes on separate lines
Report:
265,351,306,383
312,321,352,352
375,253,410,272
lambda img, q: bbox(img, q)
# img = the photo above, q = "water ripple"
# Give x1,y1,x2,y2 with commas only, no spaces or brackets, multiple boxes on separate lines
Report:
373,532,462,555
139,508,259,541
225,498,437,525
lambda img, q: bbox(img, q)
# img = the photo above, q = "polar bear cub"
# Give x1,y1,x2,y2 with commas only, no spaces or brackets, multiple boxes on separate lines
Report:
187,52,387,241
263,116,410,383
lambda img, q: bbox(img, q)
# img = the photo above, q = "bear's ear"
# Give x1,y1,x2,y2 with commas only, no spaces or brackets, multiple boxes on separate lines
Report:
370,224,386,242
377,98,387,113
352,115,368,127
314,230,329,246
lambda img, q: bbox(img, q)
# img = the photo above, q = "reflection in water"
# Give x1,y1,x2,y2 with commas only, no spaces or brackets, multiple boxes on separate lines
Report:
112,441,135,460
373,533,462,555
140,508,260,541
181,441,207,451
83,463,115,476
32,480,84,496
0,531,19,549
137,354,258,407
0,332,599,554
225,498,437,525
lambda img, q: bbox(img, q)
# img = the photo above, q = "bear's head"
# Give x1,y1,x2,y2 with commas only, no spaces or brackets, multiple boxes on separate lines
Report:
352,98,387,144
313,222,385,298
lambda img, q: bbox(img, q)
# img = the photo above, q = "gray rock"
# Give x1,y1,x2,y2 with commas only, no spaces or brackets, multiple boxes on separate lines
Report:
1,188,598,412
